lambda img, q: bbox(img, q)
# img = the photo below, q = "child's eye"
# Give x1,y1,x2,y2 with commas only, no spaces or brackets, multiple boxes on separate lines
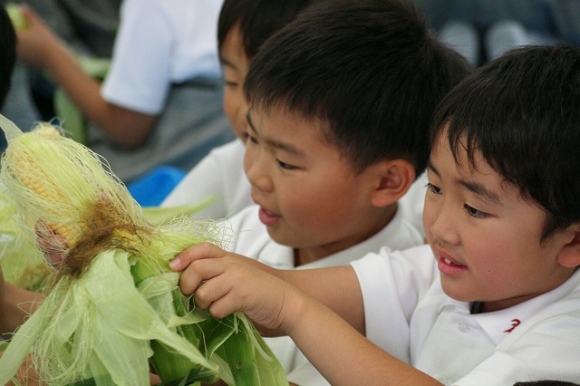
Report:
277,159,296,170
224,79,238,87
426,182,442,195
464,204,488,218
246,133,258,145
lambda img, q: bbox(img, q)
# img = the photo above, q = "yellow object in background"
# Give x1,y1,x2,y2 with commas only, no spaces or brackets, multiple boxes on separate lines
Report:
5,2,27,31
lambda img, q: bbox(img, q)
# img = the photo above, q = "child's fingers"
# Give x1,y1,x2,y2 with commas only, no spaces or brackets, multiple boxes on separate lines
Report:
189,257,261,317
191,254,250,298
149,373,161,385
193,272,232,314
178,257,223,295
203,291,240,320
170,241,223,271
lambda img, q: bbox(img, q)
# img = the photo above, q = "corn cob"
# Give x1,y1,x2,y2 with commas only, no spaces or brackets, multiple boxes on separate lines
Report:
0,115,287,385
3,123,80,246
1,117,153,278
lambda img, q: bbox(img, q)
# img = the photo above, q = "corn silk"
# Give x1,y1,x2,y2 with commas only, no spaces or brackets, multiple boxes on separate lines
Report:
0,115,287,386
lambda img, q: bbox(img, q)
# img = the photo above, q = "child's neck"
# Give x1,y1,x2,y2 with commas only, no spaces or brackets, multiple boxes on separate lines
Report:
293,205,398,267
294,249,322,266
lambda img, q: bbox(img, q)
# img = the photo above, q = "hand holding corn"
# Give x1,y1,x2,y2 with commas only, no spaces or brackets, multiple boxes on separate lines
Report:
0,115,287,386
171,242,302,334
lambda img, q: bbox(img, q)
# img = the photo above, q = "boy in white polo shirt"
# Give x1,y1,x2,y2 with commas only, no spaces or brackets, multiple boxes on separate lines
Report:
161,0,320,218
226,0,471,269
172,44,580,385
176,0,470,384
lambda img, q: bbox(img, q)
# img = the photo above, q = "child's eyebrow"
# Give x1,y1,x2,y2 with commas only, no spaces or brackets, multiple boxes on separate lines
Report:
428,160,502,204
246,111,303,156
427,160,440,176
219,56,237,70
458,180,502,205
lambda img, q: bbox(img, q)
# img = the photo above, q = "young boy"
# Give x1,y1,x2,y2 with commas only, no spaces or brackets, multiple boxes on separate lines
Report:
171,44,580,384
183,0,470,384
228,0,470,264
161,0,319,219
15,1,232,184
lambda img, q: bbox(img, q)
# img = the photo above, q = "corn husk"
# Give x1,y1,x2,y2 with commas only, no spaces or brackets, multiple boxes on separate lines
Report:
0,185,50,292
0,196,215,294
0,115,287,386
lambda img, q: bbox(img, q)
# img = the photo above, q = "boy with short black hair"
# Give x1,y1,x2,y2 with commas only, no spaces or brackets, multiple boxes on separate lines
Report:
182,0,471,384
232,0,470,266
172,44,580,384
161,0,320,219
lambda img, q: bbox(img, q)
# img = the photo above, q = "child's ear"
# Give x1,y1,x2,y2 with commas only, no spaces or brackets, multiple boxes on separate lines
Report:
557,225,580,268
371,159,415,208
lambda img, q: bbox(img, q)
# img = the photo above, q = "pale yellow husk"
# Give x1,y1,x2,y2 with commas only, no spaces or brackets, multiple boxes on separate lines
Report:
0,115,287,386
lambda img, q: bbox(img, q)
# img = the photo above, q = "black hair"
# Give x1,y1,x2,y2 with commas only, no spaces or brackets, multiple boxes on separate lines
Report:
244,0,472,176
431,44,580,240
217,0,318,59
0,6,17,108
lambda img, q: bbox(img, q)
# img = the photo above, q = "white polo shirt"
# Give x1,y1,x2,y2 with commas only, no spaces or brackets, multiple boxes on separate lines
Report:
102,0,223,114
352,244,580,385
224,204,425,385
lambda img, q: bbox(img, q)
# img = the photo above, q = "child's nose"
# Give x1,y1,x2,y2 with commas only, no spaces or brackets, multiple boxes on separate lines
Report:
244,149,273,193
427,202,460,246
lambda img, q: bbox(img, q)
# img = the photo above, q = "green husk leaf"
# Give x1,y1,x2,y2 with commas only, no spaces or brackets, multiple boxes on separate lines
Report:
0,115,287,385
0,249,219,385
0,185,51,293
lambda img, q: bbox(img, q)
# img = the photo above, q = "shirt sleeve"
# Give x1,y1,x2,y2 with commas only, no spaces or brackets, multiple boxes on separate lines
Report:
161,144,228,217
350,245,437,364
101,0,173,113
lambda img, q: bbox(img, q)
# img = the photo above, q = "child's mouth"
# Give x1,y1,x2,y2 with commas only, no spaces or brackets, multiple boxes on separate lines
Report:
443,257,462,266
258,206,281,226
438,256,467,275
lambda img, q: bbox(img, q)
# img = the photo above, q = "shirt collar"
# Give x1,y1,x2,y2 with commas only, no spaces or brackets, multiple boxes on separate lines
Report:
438,269,580,345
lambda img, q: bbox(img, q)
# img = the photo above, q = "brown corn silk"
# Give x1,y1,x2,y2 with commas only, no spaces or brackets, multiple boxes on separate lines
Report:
0,116,287,386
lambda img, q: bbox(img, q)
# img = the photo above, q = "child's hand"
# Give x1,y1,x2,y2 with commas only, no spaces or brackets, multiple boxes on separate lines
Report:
15,5,64,68
170,242,300,333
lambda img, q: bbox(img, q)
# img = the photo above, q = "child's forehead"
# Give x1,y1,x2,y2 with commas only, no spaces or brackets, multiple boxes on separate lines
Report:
249,104,330,136
220,24,249,63
431,127,495,178
247,105,345,154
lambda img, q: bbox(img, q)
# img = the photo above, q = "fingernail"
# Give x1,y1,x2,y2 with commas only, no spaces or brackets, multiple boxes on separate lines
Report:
169,257,180,270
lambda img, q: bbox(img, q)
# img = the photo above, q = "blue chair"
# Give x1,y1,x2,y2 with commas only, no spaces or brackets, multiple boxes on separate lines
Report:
127,165,186,207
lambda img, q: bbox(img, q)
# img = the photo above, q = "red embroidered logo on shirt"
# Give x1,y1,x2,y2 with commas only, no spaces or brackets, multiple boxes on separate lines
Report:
504,318,521,333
